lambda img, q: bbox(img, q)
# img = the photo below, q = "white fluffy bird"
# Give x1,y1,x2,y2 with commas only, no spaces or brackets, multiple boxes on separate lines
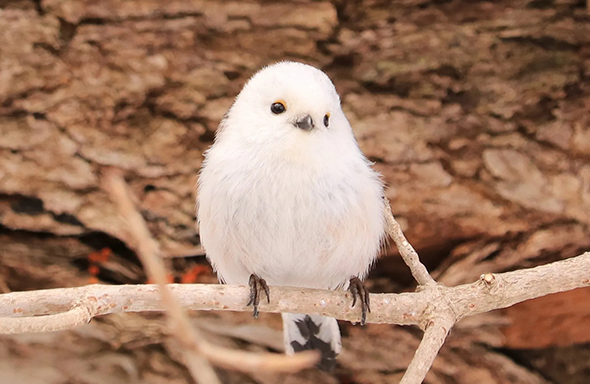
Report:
197,61,386,370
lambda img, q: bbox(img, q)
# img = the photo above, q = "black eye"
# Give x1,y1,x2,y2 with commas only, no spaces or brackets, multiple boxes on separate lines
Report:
323,113,330,127
271,101,286,114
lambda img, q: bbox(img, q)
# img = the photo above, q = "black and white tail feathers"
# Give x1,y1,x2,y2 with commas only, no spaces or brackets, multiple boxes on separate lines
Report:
282,313,342,371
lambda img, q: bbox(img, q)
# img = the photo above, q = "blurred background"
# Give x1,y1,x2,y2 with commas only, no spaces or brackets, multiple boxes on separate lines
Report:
1,0,590,383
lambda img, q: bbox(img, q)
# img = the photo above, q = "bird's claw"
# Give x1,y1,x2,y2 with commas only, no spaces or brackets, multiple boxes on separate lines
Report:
247,274,270,318
349,276,370,326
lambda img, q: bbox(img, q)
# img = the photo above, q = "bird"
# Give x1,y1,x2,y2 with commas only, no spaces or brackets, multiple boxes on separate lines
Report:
197,61,386,371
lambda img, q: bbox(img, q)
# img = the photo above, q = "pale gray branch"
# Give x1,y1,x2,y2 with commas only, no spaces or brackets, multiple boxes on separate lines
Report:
101,169,319,376
384,200,436,286
1,253,587,327
0,304,94,334
103,169,223,384
2,178,588,384
400,315,454,384
1,253,588,383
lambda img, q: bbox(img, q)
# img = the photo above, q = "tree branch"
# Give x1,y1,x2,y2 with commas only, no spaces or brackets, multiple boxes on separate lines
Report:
384,200,436,286
400,315,454,384
1,252,588,383
102,169,223,384
2,180,588,384
1,253,587,328
101,169,319,377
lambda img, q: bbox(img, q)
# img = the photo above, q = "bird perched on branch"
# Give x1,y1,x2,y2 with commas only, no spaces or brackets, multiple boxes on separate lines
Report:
197,61,386,371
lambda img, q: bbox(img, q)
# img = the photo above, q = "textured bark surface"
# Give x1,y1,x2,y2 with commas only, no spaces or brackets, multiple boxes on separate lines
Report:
1,0,589,383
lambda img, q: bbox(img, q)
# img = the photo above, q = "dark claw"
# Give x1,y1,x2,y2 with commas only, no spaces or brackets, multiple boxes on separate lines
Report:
349,276,371,326
247,274,270,318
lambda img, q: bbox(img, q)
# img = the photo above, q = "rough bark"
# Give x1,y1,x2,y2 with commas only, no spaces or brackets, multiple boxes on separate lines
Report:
1,0,589,383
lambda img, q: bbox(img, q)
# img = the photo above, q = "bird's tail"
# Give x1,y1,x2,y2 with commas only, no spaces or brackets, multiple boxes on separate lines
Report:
282,313,342,371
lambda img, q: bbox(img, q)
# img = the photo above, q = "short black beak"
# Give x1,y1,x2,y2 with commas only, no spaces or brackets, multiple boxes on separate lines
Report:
295,115,314,131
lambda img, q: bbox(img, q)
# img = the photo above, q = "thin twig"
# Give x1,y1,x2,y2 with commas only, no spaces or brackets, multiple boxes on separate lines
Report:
384,199,436,286
103,168,222,384
102,169,319,376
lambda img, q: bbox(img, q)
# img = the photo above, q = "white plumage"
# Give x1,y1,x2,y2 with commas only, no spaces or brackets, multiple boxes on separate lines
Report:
197,61,386,370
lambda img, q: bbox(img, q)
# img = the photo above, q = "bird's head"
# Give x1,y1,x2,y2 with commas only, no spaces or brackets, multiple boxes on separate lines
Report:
219,61,352,147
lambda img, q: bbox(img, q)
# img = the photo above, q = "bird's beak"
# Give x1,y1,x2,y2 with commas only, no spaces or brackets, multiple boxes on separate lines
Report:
295,114,314,131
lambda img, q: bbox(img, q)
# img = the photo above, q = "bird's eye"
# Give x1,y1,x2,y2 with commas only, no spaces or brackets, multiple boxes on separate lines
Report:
323,113,330,127
271,101,286,114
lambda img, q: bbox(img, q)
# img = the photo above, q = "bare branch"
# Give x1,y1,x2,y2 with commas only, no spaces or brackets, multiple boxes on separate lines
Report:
103,168,222,384
2,179,588,383
1,253,588,328
163,246,205,258
451,254,590,320
0,303,95,334
101,169,319,377
384,200,436,286
400,315,454,384
1,252,588,382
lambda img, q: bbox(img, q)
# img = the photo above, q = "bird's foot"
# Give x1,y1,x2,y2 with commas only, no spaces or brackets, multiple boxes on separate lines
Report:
247,274,270,318
349,276,370,326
